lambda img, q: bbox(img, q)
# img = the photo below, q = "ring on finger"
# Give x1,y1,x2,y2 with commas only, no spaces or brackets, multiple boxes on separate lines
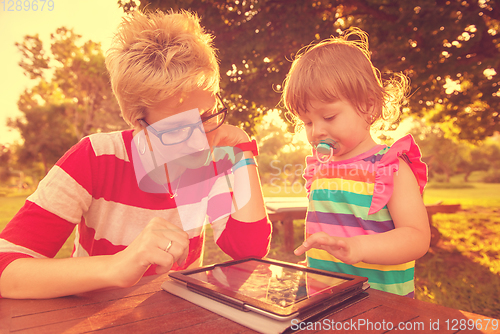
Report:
165,240,173,252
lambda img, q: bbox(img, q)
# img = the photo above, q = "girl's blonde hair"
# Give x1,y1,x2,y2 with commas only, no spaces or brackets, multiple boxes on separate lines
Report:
282,28,408,129
105,10,220,127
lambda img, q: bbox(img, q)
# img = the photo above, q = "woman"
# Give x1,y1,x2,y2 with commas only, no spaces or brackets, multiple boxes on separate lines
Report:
0,10,271,299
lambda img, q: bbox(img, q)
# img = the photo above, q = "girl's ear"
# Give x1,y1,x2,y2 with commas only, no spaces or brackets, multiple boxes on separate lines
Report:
364,98,377,125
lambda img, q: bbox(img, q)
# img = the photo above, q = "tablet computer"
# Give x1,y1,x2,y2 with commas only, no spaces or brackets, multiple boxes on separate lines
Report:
168,257,369,321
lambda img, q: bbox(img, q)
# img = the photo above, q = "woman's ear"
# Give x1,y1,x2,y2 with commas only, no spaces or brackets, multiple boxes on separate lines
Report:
133,119,142,130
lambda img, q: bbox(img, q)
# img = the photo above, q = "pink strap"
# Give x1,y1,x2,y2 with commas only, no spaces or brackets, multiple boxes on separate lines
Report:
303,154,320,195
368,134,428,215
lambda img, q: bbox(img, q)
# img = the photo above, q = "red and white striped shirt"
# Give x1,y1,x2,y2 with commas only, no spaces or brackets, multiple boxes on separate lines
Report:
0,130,271,284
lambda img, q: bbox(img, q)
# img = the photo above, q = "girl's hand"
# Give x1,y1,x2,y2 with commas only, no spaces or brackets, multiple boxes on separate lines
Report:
109,217,190,288
294,232,363,265
205,124,250,147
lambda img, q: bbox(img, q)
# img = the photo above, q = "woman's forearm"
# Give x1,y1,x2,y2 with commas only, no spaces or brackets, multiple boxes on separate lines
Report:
229,151,266,222
0,217,189,299
0,256,118,299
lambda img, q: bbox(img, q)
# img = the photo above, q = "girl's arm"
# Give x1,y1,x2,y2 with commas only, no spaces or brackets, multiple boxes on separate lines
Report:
354,158,430,264
295,158,430,265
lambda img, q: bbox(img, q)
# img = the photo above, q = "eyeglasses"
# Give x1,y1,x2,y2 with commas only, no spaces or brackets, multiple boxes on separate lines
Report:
139,94,228,146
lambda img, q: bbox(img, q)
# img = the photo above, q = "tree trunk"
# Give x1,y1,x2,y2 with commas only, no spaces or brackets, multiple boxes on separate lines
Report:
464,171,471,182
40,152,49,175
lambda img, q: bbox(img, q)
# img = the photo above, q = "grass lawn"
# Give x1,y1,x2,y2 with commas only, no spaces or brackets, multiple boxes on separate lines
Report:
424,183,500,207
0,194,27,228
0,192,76,259
1,173,499,319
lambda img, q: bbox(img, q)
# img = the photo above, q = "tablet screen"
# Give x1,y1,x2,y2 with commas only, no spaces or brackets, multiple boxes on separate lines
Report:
187,259,347,308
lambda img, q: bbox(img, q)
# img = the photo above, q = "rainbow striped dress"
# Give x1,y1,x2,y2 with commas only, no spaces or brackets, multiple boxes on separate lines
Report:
303,135,427,297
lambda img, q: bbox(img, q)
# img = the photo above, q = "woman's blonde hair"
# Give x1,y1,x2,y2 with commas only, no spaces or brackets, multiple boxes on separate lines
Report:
282,28,408,129
106,10,220,126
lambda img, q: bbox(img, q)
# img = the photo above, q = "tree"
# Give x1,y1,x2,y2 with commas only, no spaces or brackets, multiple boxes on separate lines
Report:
483,138,500,170
412,124,463,183
119,0,500,140
0,145,12,183
9,28,128,173
457,144,491,181
9,88,78,174
409,119,500,182
254,111,310,187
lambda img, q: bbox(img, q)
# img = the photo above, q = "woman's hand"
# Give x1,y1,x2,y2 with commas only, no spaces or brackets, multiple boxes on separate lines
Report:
109,217,190,288
205,124,250,147
294,232,363,265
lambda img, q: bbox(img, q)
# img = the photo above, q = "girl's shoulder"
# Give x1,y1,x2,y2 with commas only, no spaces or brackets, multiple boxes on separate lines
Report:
369,134,428,215
383,134,427,192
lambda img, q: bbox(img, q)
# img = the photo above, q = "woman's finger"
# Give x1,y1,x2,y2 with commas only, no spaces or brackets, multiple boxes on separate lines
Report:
150,246,175,271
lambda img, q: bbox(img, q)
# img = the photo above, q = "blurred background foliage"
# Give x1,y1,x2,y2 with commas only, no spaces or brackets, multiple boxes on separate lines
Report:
119,0,500,140
2,0,500,187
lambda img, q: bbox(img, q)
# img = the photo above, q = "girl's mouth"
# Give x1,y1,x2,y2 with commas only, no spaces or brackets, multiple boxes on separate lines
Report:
313,139,339,163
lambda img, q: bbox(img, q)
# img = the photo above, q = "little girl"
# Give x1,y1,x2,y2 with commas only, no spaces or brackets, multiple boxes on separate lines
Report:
282,28,430,297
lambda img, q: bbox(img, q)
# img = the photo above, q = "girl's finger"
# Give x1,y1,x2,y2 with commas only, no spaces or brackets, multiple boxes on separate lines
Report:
294,244,307,256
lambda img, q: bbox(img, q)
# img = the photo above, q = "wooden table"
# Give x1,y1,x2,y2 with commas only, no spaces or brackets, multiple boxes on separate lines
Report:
265,197,309,252
1,273,497,333
425,203,461,246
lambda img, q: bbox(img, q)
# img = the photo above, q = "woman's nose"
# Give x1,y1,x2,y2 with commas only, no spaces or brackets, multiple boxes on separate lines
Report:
186,125,209,151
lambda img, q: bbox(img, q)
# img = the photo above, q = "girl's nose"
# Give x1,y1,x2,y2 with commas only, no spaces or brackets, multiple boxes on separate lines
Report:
311,123,327,141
